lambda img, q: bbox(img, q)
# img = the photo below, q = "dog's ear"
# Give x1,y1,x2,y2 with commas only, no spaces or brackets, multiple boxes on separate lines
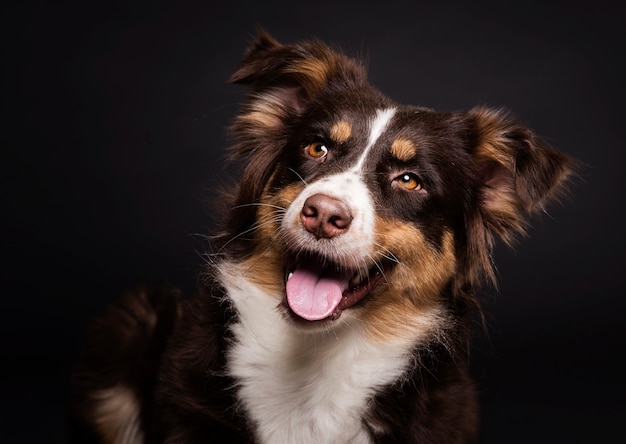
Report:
228,30,367,169
229,29,366,126
461,107,575,289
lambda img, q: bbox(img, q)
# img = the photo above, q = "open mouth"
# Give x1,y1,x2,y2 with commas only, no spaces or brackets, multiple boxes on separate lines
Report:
284,253,394,322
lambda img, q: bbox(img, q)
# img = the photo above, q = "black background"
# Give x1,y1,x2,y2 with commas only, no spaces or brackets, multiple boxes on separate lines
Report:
2,1,625,442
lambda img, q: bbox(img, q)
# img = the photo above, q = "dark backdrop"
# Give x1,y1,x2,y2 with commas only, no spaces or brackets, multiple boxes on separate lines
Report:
2,1,624,442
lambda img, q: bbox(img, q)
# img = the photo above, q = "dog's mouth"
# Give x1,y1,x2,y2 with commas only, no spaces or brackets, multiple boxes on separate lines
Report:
284,253,394,322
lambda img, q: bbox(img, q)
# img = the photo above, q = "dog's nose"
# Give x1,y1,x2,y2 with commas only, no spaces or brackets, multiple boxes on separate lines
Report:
301,194,353,239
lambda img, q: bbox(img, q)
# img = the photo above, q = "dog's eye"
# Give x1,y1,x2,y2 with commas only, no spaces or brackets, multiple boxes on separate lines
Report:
306,141,329,160
393,173,422,191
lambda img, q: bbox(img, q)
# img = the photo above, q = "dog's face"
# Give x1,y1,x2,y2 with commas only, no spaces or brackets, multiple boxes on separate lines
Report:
257,105,465,336
220,32,572,337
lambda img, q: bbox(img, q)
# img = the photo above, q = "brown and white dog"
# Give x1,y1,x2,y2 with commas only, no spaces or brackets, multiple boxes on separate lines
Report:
72,31,574,443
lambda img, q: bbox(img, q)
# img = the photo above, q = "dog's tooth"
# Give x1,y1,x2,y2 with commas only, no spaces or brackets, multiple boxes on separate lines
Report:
349,271,365,287
287,272,293,280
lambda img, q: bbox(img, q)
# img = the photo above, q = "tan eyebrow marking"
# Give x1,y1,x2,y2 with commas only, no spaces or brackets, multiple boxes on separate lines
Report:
329,120,352,143
390,137,417,161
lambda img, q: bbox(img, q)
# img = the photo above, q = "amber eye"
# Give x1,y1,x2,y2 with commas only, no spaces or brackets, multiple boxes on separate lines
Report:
306,141,328,159
394,172,422,191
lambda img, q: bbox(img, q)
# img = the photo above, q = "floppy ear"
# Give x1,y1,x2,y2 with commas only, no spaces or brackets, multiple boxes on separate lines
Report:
461,107,575,289
229,30,367,122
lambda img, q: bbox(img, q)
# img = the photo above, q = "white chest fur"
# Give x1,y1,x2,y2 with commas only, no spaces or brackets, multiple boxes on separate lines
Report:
220,265,416,444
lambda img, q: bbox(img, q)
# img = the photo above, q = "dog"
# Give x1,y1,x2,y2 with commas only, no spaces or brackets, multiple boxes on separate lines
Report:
71,31,575,443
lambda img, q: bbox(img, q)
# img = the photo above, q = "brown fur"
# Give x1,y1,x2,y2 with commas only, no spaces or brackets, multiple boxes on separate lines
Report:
329,120,353,143
72,31,575,444
390,137,418,161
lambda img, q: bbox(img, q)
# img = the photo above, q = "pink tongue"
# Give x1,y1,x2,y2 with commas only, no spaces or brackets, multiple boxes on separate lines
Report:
286,260,350,321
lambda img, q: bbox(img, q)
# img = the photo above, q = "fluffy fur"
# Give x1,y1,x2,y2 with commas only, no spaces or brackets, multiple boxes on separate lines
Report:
72,31,575,443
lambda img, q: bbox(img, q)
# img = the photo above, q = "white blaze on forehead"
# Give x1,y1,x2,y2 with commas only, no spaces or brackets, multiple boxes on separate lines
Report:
352,108,396,171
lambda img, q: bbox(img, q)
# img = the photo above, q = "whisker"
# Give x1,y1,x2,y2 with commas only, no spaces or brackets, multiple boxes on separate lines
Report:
288,168,307,185
371,241,401,265
215,209,285,253
232,202,287,211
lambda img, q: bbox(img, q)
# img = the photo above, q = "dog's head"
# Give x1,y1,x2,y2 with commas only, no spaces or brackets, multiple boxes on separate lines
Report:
217,31,573,336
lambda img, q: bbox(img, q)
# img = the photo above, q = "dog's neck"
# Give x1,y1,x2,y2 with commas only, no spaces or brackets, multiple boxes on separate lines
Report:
219,260,444,443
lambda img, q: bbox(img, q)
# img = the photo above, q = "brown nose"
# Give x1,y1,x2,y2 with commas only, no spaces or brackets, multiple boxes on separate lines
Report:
301,194,353,239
